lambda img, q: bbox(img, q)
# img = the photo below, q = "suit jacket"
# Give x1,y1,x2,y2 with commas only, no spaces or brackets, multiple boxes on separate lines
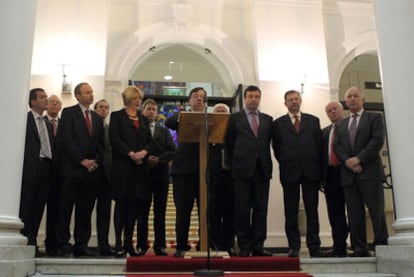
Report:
334,111,385,186
22,111,54,181
273,113,322,184
165,112,200,175
57,104,104,178
225,110,273,179
149,123,176,182
109,109,152,197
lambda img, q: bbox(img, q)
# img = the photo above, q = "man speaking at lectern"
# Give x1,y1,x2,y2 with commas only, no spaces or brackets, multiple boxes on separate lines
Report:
165,87,206,257
226,85,273,257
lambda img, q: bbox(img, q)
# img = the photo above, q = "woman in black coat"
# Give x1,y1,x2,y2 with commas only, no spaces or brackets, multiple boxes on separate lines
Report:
109,86,152,257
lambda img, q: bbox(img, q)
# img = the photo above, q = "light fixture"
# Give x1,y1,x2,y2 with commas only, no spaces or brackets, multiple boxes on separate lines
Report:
163,61,174,81
61,64,72,94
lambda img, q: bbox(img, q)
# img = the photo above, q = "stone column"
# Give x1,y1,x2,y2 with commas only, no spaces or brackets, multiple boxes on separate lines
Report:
0,0,38,276
375,0,414,275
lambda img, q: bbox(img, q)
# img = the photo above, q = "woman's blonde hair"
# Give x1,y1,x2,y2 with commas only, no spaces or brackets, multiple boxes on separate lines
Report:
122,86,143,106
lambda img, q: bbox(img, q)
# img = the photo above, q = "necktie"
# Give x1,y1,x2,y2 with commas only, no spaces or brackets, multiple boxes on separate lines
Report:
329,124,339,166
50,118,58,137
85,110,93,137
250,112,259,138
38,116,52,159
349,114,358,148
294,114,300,133
150,123,155,137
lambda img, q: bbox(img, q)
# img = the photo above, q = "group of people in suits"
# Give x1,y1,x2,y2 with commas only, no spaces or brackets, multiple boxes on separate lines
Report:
20,83,177,258
21,83,388,259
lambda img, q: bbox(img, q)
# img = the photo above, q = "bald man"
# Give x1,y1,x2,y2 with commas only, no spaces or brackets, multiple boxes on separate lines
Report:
321,101,348,257
334,87,388,257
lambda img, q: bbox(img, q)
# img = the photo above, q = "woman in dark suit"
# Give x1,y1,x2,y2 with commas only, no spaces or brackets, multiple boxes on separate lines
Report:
109,86,152,257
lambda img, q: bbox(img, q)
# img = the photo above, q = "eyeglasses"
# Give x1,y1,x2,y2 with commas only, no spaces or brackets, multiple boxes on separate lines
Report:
190,93,204,100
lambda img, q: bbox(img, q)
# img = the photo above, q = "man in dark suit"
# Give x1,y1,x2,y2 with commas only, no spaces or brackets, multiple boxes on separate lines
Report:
334,86,388,257
226,85,273,257
44,94,62,256
137,98,176,256
273,90,322,258
165,87,206,257
57,82,104,257
321,101,348,257
20,88,54,256
94,99,114,256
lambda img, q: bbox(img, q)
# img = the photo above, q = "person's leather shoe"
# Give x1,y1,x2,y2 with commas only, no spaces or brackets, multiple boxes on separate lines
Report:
174,249,184,258
348,251,371,257
288,249,299,257
99,248,115,256
154,248,168,256
323,249,347,257
226,248,236,256
252,249,273,256
114,247,126,258
309,248,323,257
73,248,97,257
137,248,147,256
238,250,250,257
124,246,140,257
45,249,59,257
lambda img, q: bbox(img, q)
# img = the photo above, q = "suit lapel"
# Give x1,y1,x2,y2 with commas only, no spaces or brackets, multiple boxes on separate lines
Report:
242,110,258,138
284,114,296,134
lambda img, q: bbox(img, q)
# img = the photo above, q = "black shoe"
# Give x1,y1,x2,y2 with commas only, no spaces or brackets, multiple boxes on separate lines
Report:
323,249,347,257
238,250,250,257
124,246,140,257
252,249,272,256
99,248,115,256
226,248,236,256
73,248,97,257
174,249,184,258
288,249,299,257
114,247,126,258
309,248,323,257
154,248,168,256
45,248,59,257
136,248,147,256
348,251,371,257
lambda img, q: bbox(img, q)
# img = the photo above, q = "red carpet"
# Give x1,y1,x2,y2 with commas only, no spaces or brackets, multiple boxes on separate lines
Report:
127,256,301,272
125,272,312,277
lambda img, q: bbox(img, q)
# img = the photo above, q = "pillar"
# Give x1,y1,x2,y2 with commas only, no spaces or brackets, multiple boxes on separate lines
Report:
375,0,414,275
0,0,38,276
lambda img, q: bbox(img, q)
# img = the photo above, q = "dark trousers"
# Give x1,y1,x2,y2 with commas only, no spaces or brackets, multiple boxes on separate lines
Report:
137,175,169,251
57,171,99,250
324,166,348,251
45,173,61,251
209,169,235,250
96,171,112,251
20,159,52,246
233,164,270,252
113,192,140,250
172,173,199,251
343,178,388,253
282,178,321,251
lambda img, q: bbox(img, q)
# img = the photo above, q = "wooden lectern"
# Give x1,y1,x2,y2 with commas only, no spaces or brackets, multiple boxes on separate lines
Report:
177,111,229,253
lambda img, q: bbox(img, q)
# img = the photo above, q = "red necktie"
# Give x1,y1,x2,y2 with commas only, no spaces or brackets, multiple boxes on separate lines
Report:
349,113,358,148
250,112,259,138
50,118,58,137
330,124,339,166
294,115,300,133
85,110,93,137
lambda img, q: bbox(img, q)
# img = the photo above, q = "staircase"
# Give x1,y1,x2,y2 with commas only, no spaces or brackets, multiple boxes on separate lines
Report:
34,185,396,277
141,184,199,249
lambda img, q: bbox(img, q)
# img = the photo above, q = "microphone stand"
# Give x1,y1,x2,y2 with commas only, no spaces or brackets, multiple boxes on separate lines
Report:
194,99,224,277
